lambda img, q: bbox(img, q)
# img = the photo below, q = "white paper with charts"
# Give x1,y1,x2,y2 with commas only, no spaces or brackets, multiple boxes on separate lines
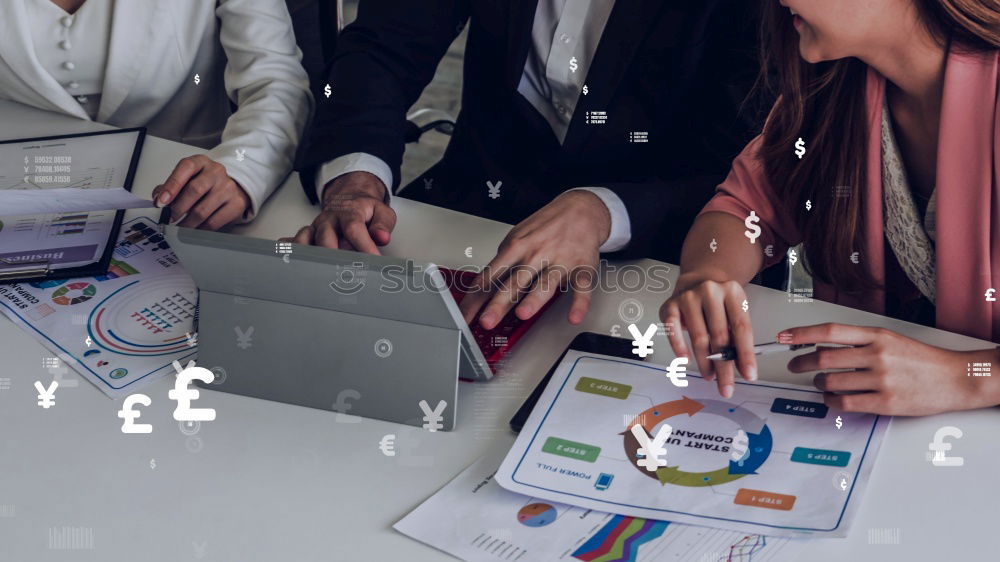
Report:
0,216,197,398
495,351,890,538
395,450,804,562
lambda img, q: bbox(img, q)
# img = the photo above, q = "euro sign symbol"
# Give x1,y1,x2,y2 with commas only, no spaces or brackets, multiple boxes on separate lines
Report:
169,365,216,422
665,357,689,387
118,394,153,434
744,211,761,244
379,434,396,457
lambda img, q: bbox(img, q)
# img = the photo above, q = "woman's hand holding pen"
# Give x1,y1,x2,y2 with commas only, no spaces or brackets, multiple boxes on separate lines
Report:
660,212,765,399
660,273,758,399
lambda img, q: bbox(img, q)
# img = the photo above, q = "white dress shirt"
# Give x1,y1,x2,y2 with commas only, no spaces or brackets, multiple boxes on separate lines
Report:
317,0,631,252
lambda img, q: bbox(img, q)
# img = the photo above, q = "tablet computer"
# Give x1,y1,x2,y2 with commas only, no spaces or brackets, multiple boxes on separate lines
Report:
509,331,643,432
164,225,497,430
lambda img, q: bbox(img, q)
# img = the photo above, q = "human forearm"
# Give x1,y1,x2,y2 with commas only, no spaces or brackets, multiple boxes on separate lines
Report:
958,347,1000,408
676,212,763,290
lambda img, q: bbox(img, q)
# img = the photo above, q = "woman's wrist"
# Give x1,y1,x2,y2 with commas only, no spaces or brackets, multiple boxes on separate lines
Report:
952,347,1000,408
675,268,741,293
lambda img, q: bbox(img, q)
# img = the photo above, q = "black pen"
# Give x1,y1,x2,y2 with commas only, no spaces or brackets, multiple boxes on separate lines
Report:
706,342,815,361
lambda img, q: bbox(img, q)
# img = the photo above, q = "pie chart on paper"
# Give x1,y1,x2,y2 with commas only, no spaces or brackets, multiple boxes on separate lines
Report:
517,503,558,527
51,282,97,305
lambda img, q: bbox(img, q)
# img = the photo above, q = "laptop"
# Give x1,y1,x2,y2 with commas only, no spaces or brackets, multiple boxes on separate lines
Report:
164,226,555,430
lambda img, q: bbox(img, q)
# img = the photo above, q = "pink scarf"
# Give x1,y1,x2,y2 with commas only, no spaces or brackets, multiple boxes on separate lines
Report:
705,47,1000,342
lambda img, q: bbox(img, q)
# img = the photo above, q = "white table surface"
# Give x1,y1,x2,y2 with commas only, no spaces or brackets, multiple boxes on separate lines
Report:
1,100,996,561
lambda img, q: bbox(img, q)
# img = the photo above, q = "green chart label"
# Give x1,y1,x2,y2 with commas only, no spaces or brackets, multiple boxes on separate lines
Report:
542,437,601,463
791,447,851,467
575,377,631,400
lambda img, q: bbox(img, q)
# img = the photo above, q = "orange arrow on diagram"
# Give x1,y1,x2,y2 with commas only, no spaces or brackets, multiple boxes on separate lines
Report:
624,396,704,433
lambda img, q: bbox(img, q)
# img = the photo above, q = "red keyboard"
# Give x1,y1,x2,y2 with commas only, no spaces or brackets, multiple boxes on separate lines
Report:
439,267,560,376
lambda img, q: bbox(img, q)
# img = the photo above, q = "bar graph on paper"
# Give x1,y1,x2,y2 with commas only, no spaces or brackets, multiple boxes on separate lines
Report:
572,515,797,562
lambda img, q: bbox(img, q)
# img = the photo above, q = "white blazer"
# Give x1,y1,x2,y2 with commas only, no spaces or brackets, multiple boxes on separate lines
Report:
0,0,314,218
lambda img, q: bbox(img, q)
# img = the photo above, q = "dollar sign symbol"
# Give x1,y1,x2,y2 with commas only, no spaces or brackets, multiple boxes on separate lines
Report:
193,74,200,85
324,84,331,98
741,299,748,312
582,85,589,95
743,211,761,244
788,249,799,266
569,56,578,73
150,459,156,469
794,137,806,159
805,199,812,211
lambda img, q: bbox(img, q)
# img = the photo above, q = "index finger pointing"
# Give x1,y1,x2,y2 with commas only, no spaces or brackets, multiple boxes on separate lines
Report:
778,323,879,347
154,157,206,207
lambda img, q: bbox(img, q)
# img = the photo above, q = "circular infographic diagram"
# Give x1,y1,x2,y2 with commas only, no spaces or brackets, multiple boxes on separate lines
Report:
517,503,558,527
87,275,197,356
622,397,773,487
52,282,97,305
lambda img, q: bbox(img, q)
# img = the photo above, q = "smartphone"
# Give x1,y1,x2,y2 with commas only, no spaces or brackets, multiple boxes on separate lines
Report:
509,331,644,432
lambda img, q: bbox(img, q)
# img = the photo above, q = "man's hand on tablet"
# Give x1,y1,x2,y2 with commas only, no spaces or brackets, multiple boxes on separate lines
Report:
292,171,395,254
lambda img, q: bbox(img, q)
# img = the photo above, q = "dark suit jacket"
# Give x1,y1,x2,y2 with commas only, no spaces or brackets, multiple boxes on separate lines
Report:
298,0,769,262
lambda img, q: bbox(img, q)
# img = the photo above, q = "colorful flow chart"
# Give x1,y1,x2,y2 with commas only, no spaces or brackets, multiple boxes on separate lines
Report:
497,352,890,537
622,397,773,487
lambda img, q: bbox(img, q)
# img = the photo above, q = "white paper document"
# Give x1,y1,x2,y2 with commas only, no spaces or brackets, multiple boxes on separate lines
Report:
0,129,148,271
395,450,805,562
0,186,152,215
0,216,197,398
495,351,890,538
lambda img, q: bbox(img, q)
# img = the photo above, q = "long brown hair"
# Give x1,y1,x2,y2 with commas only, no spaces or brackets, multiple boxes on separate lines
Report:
757,0,1000,292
